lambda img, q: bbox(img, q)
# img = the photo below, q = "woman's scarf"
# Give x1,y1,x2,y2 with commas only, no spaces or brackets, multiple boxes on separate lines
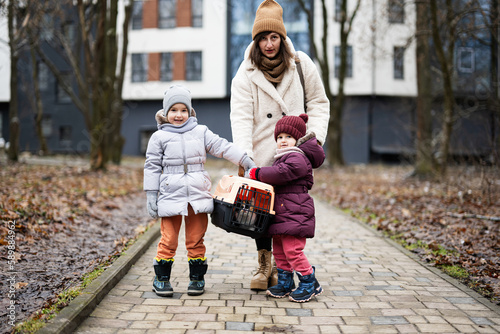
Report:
261,56,286,84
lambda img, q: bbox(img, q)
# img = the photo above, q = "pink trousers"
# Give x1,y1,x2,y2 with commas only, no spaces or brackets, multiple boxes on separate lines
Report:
272,234,313,276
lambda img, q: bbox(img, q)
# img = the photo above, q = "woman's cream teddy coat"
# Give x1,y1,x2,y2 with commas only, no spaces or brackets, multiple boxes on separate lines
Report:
230,37,330,167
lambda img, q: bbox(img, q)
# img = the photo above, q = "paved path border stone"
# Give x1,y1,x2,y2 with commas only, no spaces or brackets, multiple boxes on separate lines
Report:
36,164,500,334
71,197,500,333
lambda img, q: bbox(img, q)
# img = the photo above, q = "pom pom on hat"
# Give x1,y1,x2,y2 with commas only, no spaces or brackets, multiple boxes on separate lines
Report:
162,85,192,116
252,0,287,40
274,114,308,141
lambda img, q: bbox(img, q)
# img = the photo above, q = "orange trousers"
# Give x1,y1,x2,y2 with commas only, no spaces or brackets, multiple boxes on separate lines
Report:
156,205,208,261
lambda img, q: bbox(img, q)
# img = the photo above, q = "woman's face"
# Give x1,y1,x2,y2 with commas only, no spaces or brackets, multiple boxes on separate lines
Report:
258,32,281,59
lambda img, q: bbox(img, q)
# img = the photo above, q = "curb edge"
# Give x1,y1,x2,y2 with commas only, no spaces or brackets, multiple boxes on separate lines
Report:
36,221,161,334
330,203,500,315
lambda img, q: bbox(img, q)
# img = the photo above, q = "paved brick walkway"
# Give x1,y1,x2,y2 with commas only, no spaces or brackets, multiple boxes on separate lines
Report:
74,170,500,333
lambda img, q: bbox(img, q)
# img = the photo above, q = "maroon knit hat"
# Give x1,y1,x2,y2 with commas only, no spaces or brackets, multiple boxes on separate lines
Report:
274,114,308,141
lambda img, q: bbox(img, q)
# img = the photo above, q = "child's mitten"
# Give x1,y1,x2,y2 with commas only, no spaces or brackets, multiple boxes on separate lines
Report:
247,168,260,180
146,191,159,218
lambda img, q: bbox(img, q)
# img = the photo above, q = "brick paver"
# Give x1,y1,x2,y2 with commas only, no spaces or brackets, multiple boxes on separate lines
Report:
74,168,500,334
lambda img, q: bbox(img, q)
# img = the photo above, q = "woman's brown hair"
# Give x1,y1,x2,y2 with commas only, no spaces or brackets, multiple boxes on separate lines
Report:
249,32,293,71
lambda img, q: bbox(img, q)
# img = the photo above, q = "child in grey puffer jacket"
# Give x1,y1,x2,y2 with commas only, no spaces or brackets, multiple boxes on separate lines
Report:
144,85,256,297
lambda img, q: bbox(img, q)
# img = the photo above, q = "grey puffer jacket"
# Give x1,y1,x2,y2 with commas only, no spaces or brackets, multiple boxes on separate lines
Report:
144,116,246,217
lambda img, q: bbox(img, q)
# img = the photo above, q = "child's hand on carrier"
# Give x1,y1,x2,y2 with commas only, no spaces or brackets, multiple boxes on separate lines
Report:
247,168,260,180
146,191,159,218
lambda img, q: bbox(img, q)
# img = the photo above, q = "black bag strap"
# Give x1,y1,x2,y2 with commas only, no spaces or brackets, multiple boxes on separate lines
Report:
295,52,307,113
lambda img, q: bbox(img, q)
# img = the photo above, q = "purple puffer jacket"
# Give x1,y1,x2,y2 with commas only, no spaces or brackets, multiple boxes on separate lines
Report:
255,133,325,238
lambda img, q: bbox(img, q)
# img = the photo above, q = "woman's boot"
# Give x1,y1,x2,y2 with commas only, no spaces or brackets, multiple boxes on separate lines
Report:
152,259,174,297
269,260,278,287
188,258,208,296
289,266,323,303
266,268,295,298
250,249,273,290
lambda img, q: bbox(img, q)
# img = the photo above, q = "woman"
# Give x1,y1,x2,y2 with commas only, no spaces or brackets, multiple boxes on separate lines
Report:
230,0,330,291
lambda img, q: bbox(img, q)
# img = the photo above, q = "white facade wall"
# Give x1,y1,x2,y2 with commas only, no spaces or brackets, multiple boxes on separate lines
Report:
0,0,419,103
122,0,228,101
0,15,10,102
315,0,417,97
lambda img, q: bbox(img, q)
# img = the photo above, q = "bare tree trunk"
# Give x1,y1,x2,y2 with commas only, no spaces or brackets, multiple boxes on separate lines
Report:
414,0,434,176
90,0,109,170
7,0,19,162
111,0,132,165
28,30,49,155
492,0,500,165
32,0,130,170
297,0,335,129
329,0,349,166
430,0,455,175
297,0,360,166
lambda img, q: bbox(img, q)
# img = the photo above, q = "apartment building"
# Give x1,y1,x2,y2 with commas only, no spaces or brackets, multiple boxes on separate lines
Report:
119,0,421,163
122,0,231,157
1,0,497,163
0,14,9,144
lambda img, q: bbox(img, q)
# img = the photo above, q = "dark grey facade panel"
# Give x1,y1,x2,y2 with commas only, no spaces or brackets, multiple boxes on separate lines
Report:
0,103,8,141
342,98,371,164
121,98,233,158
10,94,497,165
371,97,415,155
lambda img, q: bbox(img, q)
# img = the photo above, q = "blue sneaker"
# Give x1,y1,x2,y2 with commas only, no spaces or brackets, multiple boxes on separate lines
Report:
266,268,295,298
152,259,174,297
289,267,322,303
188,258,208,296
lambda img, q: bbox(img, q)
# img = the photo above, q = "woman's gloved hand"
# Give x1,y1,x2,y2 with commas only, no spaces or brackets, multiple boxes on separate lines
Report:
146,191,159,218
240,155,257,178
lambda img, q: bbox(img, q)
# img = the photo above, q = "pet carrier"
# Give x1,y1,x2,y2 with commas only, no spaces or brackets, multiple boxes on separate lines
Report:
211,175,275,238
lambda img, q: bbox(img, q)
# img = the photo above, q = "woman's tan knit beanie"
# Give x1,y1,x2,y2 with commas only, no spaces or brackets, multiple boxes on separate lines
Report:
252,0,287,40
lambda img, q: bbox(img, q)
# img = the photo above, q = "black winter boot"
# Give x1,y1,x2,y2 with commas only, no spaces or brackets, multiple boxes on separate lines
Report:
266,268,295,298
289,266,323,303
152,259,174,297
188,258,208,296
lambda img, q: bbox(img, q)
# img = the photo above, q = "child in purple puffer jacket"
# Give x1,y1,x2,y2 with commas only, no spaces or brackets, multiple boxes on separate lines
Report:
247,114,325,302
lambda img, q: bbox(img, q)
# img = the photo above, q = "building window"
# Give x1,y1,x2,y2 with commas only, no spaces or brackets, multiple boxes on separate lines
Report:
41,14,54,41
42,115,53,137
186,51,202,81
38,62,50,91
334,45,353,78
335,0,343,22
132,53,148,82
140,129,155,154
457,47,474,73
159,0,176,29
160,53,173,81
132,0,143,30
192,0,203,27
59,126,72,147
388,0,405,24
393,46,405,79
56,73,72,103
62,21,76,48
